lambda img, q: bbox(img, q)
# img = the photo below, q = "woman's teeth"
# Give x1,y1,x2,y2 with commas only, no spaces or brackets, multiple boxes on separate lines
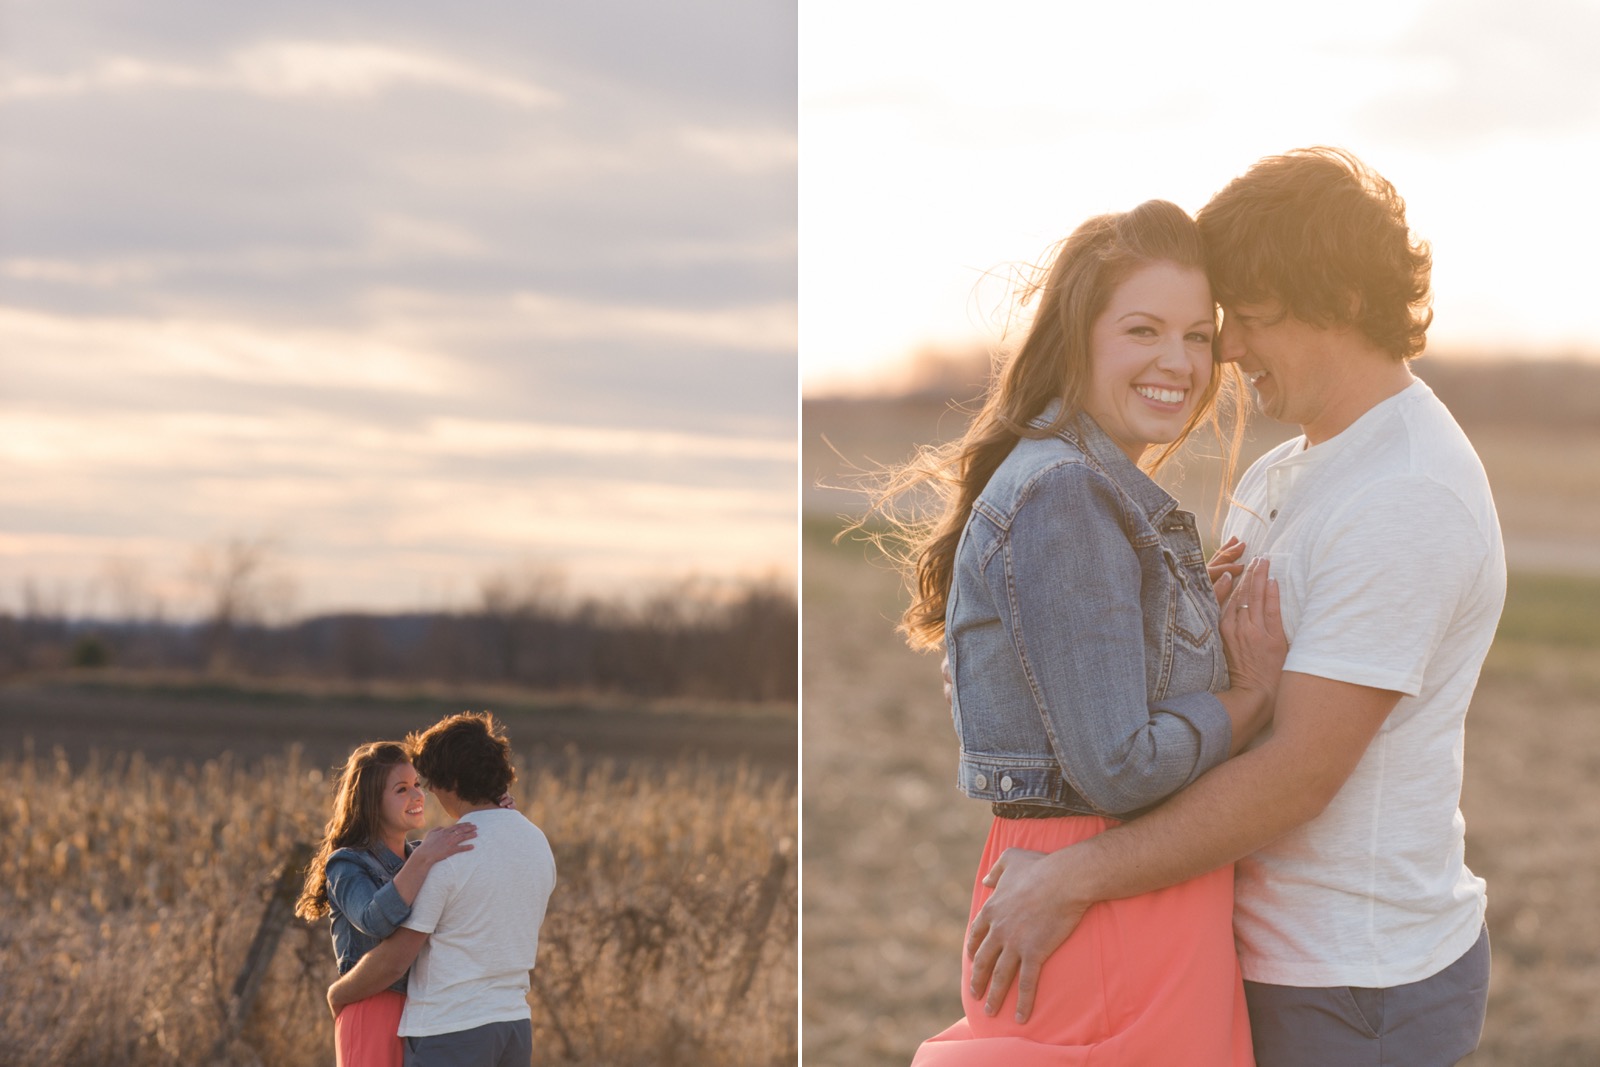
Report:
1135,385,1186,404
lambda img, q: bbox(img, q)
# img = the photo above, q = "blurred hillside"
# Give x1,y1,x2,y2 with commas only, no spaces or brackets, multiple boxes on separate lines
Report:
805,355,1600,574
1,576,797,704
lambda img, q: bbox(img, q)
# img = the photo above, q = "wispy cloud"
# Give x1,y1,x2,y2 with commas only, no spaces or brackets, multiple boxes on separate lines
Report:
0,307,469,394
425,418,796,463
511,292,797,352
1,41,564,108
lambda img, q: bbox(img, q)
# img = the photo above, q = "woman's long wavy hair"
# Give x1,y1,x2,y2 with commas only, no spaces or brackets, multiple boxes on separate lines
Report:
293,740,413,922
871,200,1246,652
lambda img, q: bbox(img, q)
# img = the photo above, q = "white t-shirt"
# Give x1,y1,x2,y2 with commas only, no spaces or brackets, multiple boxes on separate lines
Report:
1221,378,1504,988
398,808,557,1037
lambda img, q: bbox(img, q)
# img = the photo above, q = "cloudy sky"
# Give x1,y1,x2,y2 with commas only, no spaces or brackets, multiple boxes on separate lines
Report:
2,1,796,617
802,0,1600,393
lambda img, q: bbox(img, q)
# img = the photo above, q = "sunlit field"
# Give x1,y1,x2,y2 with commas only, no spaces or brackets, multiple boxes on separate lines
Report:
802,365,1600,1067
2,712,797,1066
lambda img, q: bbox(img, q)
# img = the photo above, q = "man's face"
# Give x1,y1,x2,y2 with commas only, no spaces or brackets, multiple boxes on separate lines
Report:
1215,299,1341,435
425,781,466,818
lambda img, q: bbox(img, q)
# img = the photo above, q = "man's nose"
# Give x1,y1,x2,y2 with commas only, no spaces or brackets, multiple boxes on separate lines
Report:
1214,321,1245,364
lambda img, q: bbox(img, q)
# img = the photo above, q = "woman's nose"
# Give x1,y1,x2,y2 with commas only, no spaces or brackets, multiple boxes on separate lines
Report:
1156,336,1191,371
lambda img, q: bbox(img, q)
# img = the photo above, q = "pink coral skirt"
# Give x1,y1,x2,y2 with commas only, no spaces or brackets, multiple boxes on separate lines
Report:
912,814,1253,1067
335,989,406,1067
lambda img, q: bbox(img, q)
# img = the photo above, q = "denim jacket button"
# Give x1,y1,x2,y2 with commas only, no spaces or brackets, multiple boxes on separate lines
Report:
973,773,988,791
999,775,1014,792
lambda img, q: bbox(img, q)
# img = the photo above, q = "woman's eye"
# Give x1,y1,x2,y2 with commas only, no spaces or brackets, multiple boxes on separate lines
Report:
1187,332,1213,344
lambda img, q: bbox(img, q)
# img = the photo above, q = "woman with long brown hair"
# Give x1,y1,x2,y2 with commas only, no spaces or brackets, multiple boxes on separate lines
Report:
880,200,1288,1064
294,741,478,1067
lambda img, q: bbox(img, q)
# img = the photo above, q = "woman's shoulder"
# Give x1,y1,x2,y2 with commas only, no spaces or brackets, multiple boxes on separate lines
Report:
326,845,389,879
985,433,1094,497
984,435,1118,515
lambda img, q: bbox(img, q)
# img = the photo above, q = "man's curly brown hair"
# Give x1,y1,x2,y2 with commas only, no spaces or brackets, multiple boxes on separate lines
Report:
1198,146,1432,361
408,711,516,805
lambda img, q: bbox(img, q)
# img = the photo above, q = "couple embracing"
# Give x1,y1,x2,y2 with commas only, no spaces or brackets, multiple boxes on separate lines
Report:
890,147,1502,1066
294,711,557,1067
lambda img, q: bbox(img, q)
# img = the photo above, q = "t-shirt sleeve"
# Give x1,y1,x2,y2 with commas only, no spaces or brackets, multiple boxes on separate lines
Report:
1283,476,1488,696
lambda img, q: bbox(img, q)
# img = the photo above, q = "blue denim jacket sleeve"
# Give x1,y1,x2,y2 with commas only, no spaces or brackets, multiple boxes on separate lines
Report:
326,854,412,939
988,461,1231,813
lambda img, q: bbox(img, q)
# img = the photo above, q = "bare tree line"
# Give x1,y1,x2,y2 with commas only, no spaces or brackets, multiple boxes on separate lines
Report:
0,541,796,702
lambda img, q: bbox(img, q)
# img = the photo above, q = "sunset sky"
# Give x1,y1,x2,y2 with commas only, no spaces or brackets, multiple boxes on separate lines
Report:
1,2,797,617
801,0,1600,394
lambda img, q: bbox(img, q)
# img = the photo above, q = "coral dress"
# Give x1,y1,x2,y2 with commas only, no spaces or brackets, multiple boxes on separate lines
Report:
335,988,406,1067
911,814,1253,1067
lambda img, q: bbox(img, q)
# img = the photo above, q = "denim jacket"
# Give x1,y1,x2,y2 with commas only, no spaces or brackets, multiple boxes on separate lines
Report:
326,839,417,994
945,406,1232,818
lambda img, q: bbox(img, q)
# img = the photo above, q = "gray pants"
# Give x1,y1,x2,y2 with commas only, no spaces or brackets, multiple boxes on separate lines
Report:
1244,924,1490,1067
401,1019,532,1067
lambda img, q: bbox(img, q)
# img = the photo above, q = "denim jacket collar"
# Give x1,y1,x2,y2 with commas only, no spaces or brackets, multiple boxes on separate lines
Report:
1028,400,1180,526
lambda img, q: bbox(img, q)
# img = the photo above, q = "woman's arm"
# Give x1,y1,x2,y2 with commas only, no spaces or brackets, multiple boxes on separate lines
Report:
326,856,411,939
388,824,477,906
325,827,474,937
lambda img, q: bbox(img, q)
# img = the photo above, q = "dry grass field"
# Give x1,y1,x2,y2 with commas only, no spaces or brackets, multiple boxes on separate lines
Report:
802,370,1600,1067
2,695,797,1066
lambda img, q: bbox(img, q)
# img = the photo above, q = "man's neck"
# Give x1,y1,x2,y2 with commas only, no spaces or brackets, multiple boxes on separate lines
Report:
434,787,501,819
1302,352,1415,446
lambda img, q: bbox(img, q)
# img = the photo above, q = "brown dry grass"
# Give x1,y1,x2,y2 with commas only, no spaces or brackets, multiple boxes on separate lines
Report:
3,742,797,1066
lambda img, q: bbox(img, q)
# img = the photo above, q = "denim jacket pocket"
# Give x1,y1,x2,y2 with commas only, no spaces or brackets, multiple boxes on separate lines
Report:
1166,552,1217,651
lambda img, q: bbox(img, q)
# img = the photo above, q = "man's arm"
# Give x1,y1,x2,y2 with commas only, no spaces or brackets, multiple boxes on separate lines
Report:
326,927,428,1018
965,670,1402,1022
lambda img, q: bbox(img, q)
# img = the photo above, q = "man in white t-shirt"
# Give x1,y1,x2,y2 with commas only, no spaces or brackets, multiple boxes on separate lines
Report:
329,712,557,1067
963,147,1504,1066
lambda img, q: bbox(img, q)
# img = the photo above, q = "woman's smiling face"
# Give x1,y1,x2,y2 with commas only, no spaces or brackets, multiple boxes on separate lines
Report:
1082,259,1215,462
377,762,426,838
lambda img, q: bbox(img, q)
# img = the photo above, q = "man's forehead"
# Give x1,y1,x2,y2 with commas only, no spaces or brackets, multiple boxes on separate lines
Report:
1221,298,1287,319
